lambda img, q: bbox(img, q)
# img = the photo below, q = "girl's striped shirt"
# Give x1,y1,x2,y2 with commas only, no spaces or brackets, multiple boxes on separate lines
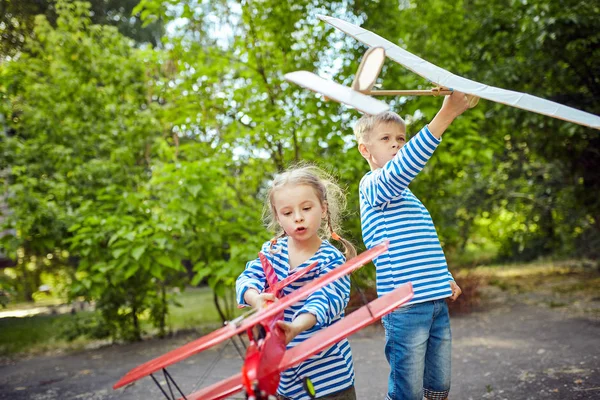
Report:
359,125,454,303
236,238,354,400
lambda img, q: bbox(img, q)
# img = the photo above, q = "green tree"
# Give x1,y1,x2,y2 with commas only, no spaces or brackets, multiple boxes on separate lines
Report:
0,0,169,338
2,0,597,343
133,0,372,289
0,0,164,57
352,0,600,261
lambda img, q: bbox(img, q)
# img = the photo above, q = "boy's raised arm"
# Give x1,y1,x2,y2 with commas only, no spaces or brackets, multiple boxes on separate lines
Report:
360,126,441,207
361,91,470,207
428,91,470,138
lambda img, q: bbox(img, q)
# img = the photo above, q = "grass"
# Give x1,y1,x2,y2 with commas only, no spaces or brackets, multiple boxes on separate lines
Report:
463,260,600,294
165,287,240,330
453,259,600,318
3,260,598,357
0,313,82,356
0,286,241,358
1,296,64,311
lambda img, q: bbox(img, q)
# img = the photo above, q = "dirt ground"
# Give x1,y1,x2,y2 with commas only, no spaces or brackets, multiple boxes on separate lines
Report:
1,272,599,400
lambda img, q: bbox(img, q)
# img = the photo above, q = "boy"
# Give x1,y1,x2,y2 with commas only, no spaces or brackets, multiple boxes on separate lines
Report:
354,91,469,400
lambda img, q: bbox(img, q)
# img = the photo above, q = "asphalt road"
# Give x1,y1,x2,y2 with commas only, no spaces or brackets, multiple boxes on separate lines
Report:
1,302,599,400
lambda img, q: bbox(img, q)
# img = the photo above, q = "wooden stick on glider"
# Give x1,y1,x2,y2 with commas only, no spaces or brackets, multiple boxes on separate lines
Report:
366,87,480,108
350,45,479,107
367,89,452,96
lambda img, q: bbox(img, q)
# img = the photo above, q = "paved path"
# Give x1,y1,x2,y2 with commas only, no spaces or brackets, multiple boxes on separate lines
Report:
1,303,599,400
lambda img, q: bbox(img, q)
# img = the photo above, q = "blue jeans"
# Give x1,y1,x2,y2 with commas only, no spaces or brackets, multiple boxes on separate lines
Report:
381,299,451,400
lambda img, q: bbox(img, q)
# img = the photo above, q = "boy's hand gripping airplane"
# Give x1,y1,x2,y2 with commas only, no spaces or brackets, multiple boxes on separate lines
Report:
113,241,414,400
285,15,600,131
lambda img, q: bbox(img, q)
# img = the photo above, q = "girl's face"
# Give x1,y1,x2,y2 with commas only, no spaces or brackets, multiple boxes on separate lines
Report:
272,184,326,244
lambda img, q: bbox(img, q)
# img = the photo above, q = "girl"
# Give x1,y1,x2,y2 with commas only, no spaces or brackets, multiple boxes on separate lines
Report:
236,165,357,400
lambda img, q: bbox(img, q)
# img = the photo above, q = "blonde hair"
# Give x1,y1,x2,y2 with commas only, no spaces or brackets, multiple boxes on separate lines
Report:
353,111,406,144
264,165,357,259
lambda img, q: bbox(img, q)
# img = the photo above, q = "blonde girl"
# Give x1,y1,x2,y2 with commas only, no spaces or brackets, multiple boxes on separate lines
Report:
236,165,357,400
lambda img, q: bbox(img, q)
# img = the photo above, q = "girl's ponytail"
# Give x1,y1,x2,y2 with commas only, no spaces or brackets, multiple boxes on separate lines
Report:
326,210,357,259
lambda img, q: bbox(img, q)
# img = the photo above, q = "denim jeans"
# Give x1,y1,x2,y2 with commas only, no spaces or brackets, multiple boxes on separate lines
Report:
381,299,451,400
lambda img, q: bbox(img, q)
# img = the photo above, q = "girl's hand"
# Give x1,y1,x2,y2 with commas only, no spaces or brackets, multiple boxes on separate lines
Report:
254,293,277,310
243,289,277,310
449,280,462,301
276,320,301,345
276,313,317,344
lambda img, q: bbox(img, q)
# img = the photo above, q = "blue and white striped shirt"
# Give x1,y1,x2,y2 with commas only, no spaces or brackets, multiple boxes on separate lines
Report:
236,238,354,400
359,125,454,303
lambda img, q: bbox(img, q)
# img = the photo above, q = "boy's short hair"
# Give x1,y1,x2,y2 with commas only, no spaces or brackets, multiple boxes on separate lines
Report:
353,111,406,144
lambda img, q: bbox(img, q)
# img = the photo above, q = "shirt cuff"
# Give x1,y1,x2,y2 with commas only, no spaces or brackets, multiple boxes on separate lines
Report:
238,284,263,307
423,124,442,144
294,307,323,329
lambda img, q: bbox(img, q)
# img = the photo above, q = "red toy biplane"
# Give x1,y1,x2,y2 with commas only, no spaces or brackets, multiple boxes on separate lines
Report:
113,241,413,399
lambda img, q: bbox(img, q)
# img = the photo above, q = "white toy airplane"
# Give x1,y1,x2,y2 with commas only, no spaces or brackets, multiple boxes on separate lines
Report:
284,15,600,131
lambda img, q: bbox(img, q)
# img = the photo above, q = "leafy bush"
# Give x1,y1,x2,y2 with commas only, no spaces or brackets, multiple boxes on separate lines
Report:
57,313,111,342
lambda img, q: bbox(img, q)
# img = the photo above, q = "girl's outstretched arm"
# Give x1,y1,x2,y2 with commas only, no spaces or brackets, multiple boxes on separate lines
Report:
277,313,317,344
236,242,272,306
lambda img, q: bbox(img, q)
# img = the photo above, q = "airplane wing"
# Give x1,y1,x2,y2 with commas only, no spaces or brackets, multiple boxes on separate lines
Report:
265,261,318,295
184,373,244,400
284,70,389,115
318,15,600,130
113,241,389,389
260,252,280,290
184,282,413,400
277,282,413,371
237,260,318,308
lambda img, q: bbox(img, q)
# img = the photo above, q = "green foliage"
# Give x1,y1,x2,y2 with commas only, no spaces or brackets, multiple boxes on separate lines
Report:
1,0,171,340
1,0,598,347
0,287,227,355
0,0,164,57
0,290,10,308
57,312,111,342
0,313,74,355
353,0,600,262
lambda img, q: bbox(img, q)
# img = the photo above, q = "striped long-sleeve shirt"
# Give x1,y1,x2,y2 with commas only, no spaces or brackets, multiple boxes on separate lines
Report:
236,238,354,400
359,125,454,303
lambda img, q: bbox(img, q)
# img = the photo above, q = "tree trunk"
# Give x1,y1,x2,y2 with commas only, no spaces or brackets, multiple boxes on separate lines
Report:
20,258,34,302
131,302,141,341
214,291,226,323
158,284,167,338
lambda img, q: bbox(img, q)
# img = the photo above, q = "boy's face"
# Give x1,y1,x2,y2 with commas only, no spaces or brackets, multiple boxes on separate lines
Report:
359,121,406,170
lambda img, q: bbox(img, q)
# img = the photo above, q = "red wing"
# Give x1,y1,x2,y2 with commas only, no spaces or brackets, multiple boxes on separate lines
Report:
183,283,411,400
265,261,318,295
113,324,244,389
182,373,244,400
277,282,413,372
259,252,279,289
114,241,388,389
